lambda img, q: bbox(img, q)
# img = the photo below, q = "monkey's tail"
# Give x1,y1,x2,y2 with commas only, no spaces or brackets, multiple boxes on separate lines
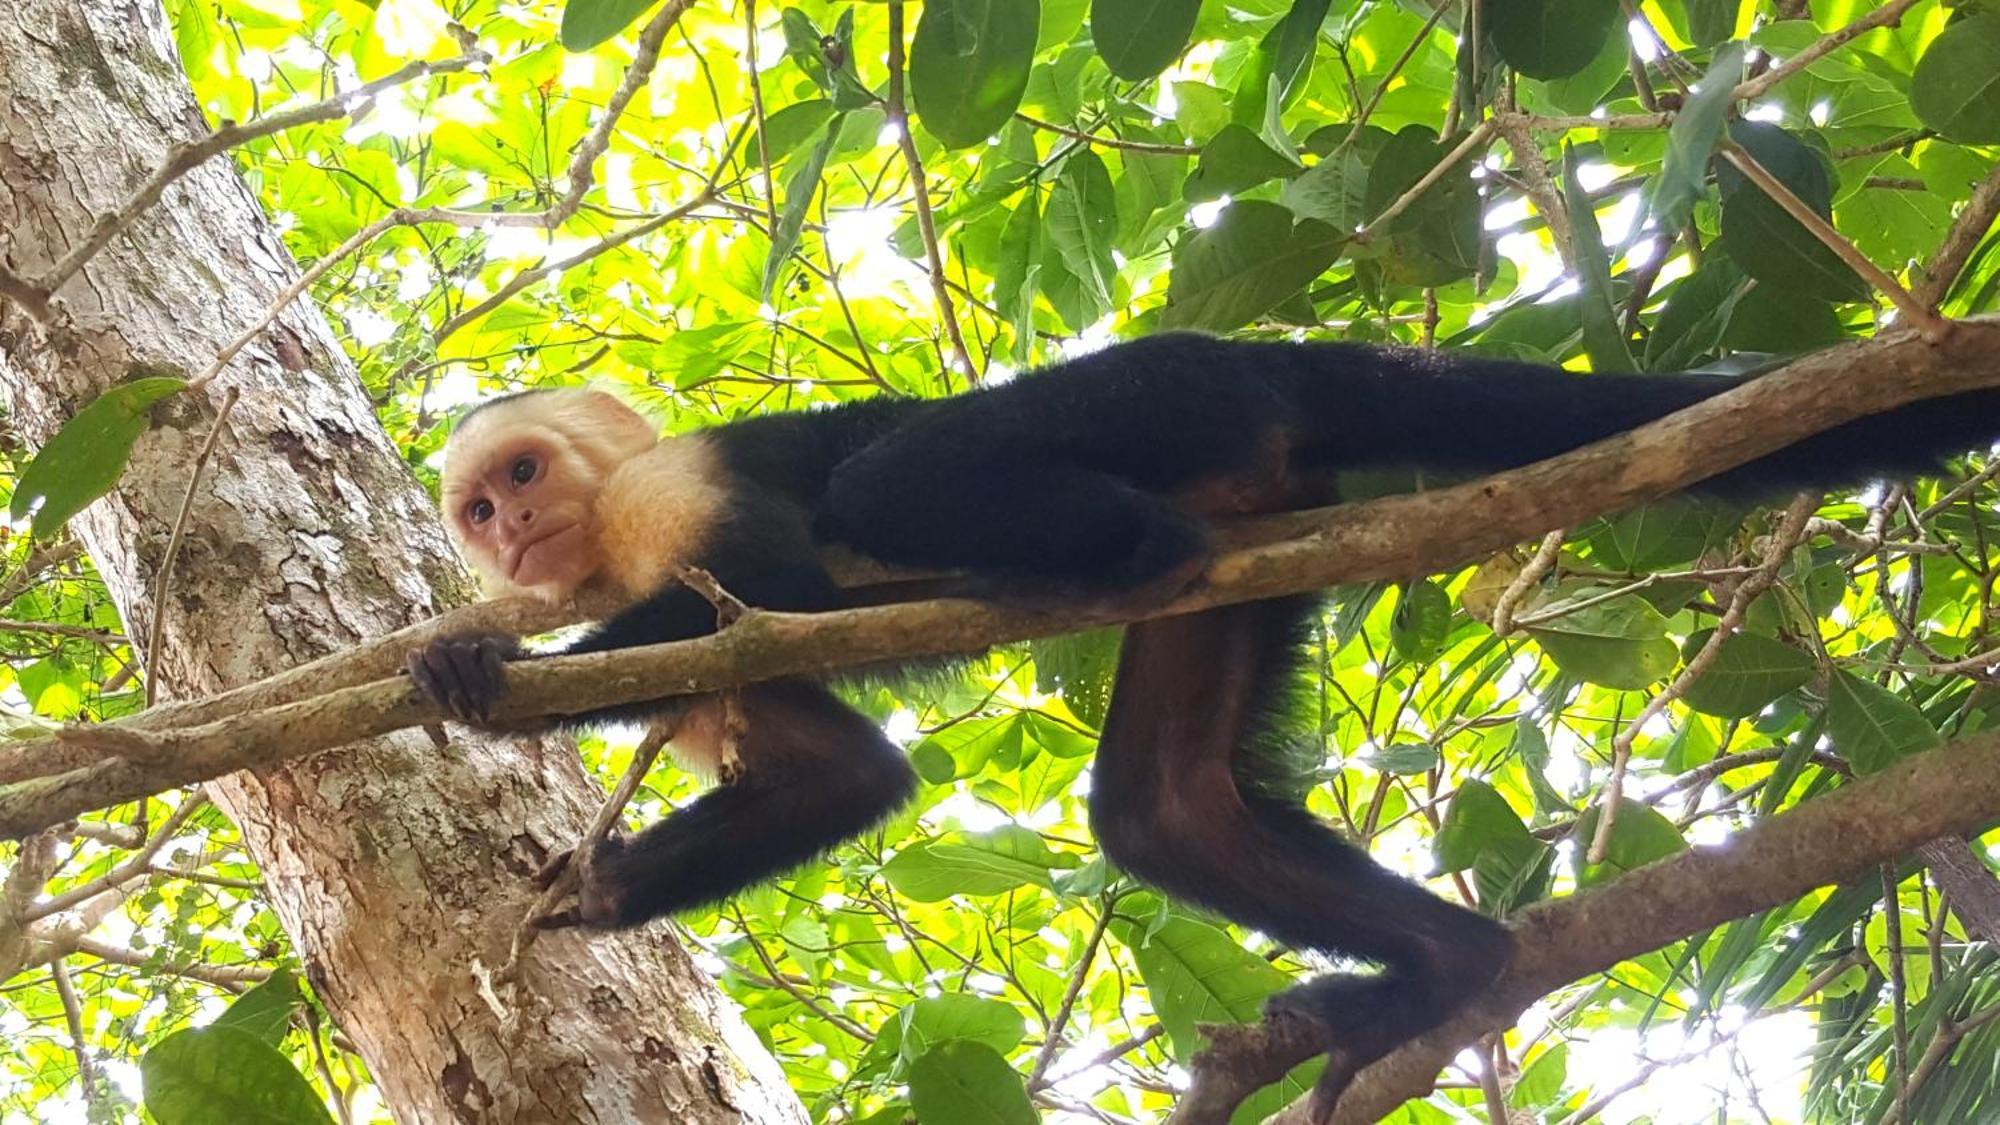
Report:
1268,341,2000,499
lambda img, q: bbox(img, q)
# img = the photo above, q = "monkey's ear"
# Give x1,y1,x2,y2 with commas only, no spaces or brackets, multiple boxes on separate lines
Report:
569,389,659,457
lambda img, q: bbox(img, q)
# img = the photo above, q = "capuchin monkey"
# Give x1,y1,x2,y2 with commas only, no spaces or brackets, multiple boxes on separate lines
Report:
410,333,2000,1115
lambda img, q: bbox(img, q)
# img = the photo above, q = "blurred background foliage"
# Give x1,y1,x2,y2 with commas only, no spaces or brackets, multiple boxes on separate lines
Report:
5,0,2000,1121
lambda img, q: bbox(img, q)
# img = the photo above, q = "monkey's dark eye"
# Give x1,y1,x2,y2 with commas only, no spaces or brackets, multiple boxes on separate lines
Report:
468,499,495,524
510,456,537,486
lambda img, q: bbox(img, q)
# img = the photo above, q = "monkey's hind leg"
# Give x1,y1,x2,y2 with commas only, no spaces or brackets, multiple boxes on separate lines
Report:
575,681,916,928
1087,600,1512,1119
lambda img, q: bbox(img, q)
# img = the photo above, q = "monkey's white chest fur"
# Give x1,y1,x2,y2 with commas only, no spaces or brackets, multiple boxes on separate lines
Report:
595,435,730,600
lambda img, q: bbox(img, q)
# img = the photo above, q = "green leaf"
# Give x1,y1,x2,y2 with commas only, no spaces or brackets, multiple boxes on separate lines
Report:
142,1025,335,1125
560,0,659,51
1488,0,1622,79
1573,799,1687,885
1183,124,1300,204
909,1040,1036,1125
1434,778,1535,874
891,994,1027,1065
1647,42,1744,232
1363,741,1442,775
212,967,303,1046
1526,597,1677,691
911,0,1040,149
13,377,186,536
1390,579,1452,662
1044,150,1120,329
1361,125,1480,286
1090,0,1200,80
1161,201,1345,331
1718,190,1865,304
763,117,840,300
1561,143,1636,373
880,828,1078,901
1721,282,1846,353
1644,258,1749,371
1911,12,2000,144
1686,0,1739,47
1679,630,1815,718
1108,909,1292,1061
1279,127,1390,230
1826,669,1940,775
755,99,838,164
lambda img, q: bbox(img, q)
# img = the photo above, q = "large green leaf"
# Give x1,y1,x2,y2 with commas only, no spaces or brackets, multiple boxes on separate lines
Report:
13,376,186,537
1911,12,2000,144
1043,150,1119,329
142,1025,334,1125
560,0,659,51
908,1040,1036,1125
1108,909,1292,1061
1572,798,1687,885
1161,200,1344,331
1526,597,1677,691
1647,42,1744,232
1090,0,1200,80
212,967,304,1045
1488,0,1622,79
1679,630,1815,718
1826,670,1941,775
762,117,840,300
911,0,1040,149
1561,143,1636,373
1183,124,1299,204
880,827,1079,901
1390,578,1452,662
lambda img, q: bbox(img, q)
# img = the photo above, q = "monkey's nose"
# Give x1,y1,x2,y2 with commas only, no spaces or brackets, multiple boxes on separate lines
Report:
516,508,536,525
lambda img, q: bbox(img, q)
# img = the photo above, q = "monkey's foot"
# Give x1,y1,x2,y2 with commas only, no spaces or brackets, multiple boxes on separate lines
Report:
408,632,524,725
571,834,637,929
1263,976,1390,1124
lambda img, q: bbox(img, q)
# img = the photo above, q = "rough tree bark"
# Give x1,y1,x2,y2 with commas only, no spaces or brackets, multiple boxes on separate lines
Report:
0,4,806,1121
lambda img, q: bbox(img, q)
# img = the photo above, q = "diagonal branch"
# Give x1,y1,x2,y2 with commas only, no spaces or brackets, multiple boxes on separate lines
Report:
3,318,1999,835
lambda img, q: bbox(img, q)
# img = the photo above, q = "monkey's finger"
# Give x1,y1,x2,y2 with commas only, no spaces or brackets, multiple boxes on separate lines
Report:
406,650,454,715
477,640,509,722
415,646,477,723
442,641,489,721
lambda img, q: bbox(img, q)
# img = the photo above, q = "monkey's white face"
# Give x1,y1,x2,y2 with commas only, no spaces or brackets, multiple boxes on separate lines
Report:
441,391,658,600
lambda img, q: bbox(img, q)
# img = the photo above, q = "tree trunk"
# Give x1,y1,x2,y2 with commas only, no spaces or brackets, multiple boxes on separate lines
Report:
0,4,805,1122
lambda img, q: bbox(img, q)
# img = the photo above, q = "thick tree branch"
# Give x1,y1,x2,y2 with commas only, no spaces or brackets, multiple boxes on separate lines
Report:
3,318,1999,835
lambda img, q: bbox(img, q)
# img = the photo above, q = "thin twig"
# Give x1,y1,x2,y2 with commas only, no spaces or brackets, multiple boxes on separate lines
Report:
1883,864,1911,1124
21,795,206,923
1718,141,1944,340
1014,113,1198,156
1490,532,1564,636
37,52,483,296
1588,494,1817,864
433,186,720,343
1343,3,1450,149
1029,902,1115,1090
744,0,779,237
0,620,125,644
1734,0,1923,102
1356,120,1496,241
495,719,676,983
49,958,109,1119
885,2,976,382
1915,161,2000,308
144,388,239,706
